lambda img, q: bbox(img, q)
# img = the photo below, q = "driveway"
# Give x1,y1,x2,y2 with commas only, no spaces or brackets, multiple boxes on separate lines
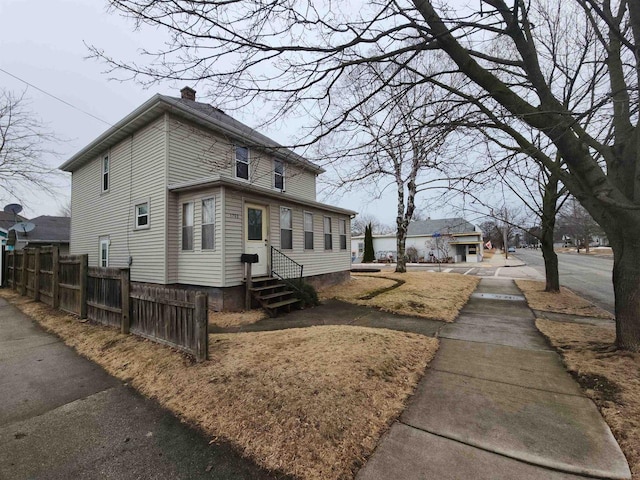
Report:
0,298,283,480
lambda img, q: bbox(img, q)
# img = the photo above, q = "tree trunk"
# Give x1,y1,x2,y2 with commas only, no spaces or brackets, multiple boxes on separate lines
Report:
540,174,560,292
611,233,640,351
396,223,407,273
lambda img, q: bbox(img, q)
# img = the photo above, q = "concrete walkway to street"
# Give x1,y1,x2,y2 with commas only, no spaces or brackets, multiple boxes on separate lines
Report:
358,278,631,480
0,298,283,480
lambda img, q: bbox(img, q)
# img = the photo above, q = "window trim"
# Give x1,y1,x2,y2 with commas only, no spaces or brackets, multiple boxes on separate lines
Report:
181,201,194,251
201,197,216,250
280,206,293,250
339,218,347,250
235,145,250,181
274,158,285,191
303,211,314,250
99,236,109,267
324,216,333,250
101,154,110,192
134,202,150,230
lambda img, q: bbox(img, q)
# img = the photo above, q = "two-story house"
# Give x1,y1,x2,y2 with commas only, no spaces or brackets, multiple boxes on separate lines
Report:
61,87,355,310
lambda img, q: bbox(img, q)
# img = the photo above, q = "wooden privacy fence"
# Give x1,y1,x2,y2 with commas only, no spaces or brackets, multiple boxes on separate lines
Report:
5,248,208,361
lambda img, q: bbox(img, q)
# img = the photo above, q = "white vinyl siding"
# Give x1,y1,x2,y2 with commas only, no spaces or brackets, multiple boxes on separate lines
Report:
222,189,350,287
166,116,318,201
70,116,167,283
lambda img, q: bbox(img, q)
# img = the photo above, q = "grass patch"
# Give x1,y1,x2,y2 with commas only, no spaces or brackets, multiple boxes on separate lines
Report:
536,318,640,479
208,309,268,328
321,272,478,322
483,250,495,260
1,289,437,480
515,280,613,319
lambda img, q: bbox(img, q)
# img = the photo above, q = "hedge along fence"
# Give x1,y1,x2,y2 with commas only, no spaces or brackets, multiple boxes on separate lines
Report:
5,247,208,362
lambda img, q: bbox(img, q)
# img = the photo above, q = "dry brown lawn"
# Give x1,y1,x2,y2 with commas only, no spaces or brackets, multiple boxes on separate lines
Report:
516,280,613,319
536,319,640,479
320,272,478,322
483,250,495,260
208,309,268,328
1,289,437,480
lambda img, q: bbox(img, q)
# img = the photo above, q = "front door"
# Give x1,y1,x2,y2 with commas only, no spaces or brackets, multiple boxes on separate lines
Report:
245,203,268,277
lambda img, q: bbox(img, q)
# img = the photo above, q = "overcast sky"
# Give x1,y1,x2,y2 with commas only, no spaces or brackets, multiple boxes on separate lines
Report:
0,0,471,225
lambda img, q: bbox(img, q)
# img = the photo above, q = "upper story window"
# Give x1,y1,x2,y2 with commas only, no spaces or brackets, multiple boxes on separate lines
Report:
235,146,249,180
304,212,314,250
182,202,194,251
135,203,149,229
274,159,285,190
280,207,293,250
102,155,110,192
339,219,347,250
324,216,332,250
202,198,215,250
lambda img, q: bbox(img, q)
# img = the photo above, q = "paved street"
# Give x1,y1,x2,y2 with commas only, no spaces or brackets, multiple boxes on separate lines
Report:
513,249,614,314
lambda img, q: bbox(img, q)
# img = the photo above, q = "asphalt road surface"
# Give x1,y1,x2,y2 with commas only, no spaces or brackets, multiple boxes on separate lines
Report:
513,249,615,314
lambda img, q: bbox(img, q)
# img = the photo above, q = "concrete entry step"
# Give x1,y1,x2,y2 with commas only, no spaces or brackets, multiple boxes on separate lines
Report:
471,292,525,301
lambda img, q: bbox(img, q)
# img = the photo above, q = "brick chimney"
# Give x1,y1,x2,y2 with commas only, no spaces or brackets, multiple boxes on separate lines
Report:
180,86,196,101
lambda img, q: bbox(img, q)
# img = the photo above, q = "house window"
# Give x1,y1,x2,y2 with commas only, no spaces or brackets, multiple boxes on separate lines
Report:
339,218,347,250
358,242,364,254
274,159,285,190
99,237,109,267
280,207,292,250
135,203,149,229
202,198,215,250
324,217,332,250
182,202,194,250
102,155,109,192
304,212,314,250
235,146,249,180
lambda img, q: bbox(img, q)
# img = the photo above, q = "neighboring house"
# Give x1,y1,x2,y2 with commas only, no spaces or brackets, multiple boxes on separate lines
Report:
351,217,483,264
12,216,71,254
60,87,355,311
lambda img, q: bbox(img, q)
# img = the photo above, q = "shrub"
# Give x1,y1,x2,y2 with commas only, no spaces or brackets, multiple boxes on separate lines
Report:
406,246,419,263
294,281,320,308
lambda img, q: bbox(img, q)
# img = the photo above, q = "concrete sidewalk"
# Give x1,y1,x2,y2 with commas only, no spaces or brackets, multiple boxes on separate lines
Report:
0,298,283,480
358,278,631,480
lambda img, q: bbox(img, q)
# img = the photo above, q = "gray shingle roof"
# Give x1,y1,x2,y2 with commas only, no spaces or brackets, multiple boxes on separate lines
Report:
0,211,27,232
407,217,477,236
15,216,70,243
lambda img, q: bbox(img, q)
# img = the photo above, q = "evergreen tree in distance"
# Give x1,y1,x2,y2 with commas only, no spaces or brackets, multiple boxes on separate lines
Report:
363,223,375,263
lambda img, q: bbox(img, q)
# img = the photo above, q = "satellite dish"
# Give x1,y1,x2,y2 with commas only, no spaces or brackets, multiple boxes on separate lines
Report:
3,203,23,215
10,222,35,235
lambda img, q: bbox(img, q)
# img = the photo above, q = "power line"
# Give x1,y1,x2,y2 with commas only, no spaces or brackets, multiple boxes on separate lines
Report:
0,67,112,126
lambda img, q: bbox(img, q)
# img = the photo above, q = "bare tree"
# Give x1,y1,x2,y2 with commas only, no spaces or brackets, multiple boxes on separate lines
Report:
95,0,640,348
350,214,393,236
0,90,58,204
557,197,605,253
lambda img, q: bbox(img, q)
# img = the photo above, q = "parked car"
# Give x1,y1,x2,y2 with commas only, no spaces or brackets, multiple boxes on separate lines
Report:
507,246,516,253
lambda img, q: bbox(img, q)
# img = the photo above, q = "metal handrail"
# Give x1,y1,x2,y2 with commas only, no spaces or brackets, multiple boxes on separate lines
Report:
270,246,304,291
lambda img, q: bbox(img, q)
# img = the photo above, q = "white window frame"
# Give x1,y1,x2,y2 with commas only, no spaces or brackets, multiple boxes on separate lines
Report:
181,202,194,251
134,202,149,230
280,206,293,250
304,211,314,250
201,197,216,250
274,158,285,190
339,218,347,250
235,145,250,181
324,216,333,250
101,154,110,192
99,237,109,267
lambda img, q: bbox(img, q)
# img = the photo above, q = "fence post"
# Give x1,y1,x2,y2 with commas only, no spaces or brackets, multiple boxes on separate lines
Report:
20,250,27,296
33,248,41,301
194,292,208,362
79,254,88,319
52,246,60,309
120,268,130,334
10,251,15,289
245,262,252,310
